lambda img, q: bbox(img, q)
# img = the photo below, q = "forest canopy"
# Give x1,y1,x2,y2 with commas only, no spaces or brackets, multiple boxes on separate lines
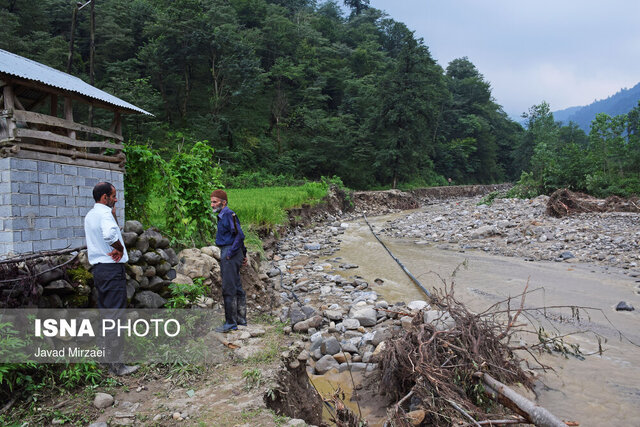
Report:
2,0,638,195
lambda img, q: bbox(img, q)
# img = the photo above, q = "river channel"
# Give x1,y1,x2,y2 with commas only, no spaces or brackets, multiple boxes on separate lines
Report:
323,211,640,426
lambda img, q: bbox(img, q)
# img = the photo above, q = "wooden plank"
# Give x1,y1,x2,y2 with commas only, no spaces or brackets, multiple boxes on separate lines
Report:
14,128,123,150
12,110,122,141
3,86,16,137
64,98,75,139
12,149,124,171
16,142,124,163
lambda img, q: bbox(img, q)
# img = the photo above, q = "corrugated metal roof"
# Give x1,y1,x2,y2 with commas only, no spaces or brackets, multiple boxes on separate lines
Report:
0,49,151,115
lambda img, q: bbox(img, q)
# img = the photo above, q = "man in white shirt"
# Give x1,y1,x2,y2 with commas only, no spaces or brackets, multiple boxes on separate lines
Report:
84,182,137,376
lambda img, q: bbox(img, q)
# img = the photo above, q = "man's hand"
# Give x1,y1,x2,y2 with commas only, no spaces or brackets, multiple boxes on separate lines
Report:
242,257,248,267
109,240,125,262
107,248,123,262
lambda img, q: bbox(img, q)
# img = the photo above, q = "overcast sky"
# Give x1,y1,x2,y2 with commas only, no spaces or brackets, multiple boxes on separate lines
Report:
366,0,640,118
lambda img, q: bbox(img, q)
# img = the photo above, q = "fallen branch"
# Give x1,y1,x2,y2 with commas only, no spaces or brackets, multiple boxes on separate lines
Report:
445,398,480,426
0,252,79,284
474,372,567,427
0,246,85,265
463,418,527,426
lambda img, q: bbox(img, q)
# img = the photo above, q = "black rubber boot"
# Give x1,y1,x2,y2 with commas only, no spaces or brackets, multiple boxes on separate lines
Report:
237,294,247,326
223,295,238,327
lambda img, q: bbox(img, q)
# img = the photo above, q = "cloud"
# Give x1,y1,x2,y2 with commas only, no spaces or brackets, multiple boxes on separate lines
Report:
369,0,640,119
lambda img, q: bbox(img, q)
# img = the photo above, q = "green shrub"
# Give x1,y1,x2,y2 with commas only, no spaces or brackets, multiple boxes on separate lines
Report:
505,171,541,199
165,277,208,308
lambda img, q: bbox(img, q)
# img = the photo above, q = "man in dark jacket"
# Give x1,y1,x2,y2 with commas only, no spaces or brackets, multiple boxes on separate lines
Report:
210,189,247,333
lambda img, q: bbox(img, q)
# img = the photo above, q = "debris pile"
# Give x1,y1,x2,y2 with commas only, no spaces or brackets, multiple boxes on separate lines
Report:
379,286,536,426
547,188,640,217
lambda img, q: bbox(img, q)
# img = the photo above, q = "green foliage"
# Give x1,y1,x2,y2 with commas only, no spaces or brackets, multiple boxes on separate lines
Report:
505,171,541,199
166,277,208,308
477,191,502,207
66,267,93,286
511,101,640,197
242,368,263,390
125,142,223,247
224,171,304,188
58,363,102,389
3,0,527,190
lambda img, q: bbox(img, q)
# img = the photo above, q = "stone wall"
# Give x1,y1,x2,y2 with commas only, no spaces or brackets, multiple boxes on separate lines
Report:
0,157,124,258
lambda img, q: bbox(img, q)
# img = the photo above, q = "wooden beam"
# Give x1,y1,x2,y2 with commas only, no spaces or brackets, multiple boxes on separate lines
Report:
3,85,16,137
64,97,76,139
16,142,124,163
12,110,123,141
27,93,50,111
14,128,123,150
13,94,25,111
12,149,124,172
114,111,122,136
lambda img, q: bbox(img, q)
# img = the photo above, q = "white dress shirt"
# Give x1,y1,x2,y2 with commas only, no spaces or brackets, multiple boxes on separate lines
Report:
84,203,129,265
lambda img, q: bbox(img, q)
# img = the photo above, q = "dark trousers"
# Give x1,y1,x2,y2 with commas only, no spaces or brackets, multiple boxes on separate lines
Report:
92,263,127,363
219,246,246,327
92,263,127,309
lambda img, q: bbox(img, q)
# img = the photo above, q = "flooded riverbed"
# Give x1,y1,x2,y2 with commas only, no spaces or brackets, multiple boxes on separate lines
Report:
327,213,640,426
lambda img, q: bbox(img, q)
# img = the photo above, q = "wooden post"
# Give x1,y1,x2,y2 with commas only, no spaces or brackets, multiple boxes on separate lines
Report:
114,111,121,136
64,98,76,139
50,94,58,117
3,84,16,137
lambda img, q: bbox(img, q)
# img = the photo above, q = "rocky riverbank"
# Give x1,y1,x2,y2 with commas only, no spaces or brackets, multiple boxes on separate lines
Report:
377,194,640,272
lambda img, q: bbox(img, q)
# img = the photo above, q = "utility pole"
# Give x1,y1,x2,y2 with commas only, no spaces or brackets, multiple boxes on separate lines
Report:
66,5,78,74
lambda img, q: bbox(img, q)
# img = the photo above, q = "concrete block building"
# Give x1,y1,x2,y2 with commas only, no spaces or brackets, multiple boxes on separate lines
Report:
0,49,150,258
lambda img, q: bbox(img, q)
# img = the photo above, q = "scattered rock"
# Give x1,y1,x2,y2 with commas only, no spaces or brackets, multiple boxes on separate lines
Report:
93,392,114,409
615,301,635,311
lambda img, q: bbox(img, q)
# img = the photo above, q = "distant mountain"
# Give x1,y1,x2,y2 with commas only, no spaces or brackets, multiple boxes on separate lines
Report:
553,82,640,132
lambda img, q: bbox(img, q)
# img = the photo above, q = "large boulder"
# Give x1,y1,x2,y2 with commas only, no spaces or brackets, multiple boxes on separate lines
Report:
127,249,142,264
315,354,340,374
140,229,165,249
155,261,172,277
122,232,138,247
172,273,193,285
134,291,167,308
143,251,163,265
200,246,221,261
176,249,220,281
164,248,179,266
43,280,74,295
124,220,144,235
34,262,64,285
349,305,377,327
127,265,144,282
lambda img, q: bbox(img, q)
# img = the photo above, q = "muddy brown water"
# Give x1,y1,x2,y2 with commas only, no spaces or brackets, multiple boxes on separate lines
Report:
321,213,640,426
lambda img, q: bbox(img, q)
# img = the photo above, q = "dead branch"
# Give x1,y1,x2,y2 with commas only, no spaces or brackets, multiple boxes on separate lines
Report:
463,418,528,426
475,372,566,427
496,282,528,340
0,252,79,284
445,398,481,426
0,245,85,265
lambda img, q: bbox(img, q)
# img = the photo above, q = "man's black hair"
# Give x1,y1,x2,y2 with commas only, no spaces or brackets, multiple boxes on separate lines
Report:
93,182,115,202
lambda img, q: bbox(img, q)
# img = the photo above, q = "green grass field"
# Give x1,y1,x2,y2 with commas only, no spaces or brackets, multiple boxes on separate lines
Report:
226,182,327,229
